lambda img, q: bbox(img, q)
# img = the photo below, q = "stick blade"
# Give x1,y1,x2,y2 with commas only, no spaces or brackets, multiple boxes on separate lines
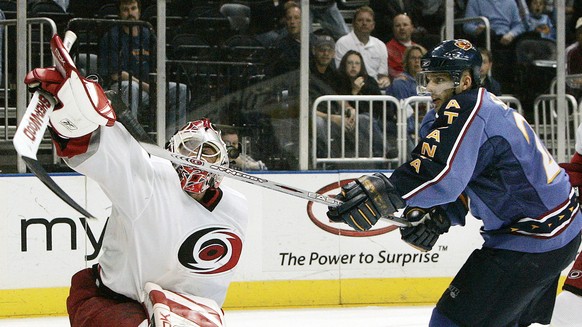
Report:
22,156,96,219
13,91,57,159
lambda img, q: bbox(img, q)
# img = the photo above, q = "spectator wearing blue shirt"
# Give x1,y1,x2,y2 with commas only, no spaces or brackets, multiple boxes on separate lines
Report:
310,0,349,40
525,0,556,40
99,0,188,139
463,0,525,93
463,0,525,44
269,1,316,77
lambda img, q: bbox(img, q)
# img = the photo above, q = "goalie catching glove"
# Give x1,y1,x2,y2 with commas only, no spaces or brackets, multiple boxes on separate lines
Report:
24,34,115,138
327,173,405,231
400,206,451,252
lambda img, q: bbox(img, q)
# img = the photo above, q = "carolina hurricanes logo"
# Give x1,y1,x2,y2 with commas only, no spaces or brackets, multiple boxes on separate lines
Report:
306,179,400,237
454,39,473,51
178,227,243,275
568,269,582,280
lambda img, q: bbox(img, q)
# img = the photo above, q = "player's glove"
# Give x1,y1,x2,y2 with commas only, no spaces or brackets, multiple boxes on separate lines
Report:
400,206,451,252
24,34,115,139
327,173,405,231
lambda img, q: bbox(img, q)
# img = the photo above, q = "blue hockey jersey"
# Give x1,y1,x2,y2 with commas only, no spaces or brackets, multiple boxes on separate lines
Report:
390,88,582,253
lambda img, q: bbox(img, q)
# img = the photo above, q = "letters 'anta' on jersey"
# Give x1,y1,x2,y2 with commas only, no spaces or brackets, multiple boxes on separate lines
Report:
390,88,582,253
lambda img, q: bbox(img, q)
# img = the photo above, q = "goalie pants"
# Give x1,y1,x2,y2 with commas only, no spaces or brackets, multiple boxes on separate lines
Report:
434,232,581,327
67,265,147,327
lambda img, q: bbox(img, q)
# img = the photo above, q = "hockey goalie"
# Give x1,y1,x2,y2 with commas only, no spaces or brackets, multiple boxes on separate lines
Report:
23,31,248,327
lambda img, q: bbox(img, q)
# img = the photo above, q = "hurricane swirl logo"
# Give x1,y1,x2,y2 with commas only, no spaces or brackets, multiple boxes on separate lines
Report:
306,179,400,237
568,269,582,280
178,227,243,275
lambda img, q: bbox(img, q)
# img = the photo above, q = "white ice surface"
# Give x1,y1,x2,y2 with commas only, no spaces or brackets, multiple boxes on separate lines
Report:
0,306,434,326
0,306,549,326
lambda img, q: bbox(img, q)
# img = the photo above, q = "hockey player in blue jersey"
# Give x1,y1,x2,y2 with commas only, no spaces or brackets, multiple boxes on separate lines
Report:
327,39,582,326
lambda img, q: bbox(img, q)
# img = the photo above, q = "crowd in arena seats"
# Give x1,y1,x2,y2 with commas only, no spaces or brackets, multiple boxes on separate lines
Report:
3,0,582,170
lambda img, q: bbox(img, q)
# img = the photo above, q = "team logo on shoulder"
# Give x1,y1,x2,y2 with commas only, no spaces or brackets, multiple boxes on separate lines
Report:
178,227,243,275
454,40,473,51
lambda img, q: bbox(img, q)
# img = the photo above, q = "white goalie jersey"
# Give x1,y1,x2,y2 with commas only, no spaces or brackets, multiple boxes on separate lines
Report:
65,122,249,307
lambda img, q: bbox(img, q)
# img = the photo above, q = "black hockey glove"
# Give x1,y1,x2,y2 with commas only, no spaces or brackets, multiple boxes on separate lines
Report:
327,173,405,231
400,206,451,252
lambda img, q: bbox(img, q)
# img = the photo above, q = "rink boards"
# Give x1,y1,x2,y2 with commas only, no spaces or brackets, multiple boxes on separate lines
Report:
0,171,570,318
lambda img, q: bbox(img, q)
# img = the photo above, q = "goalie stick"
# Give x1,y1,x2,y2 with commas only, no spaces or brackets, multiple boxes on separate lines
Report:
109,92,413,227
13,31,97,219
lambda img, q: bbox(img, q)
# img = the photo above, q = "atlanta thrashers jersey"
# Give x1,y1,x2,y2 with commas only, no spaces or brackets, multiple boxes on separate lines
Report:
65,123,249,306
390,87,582,253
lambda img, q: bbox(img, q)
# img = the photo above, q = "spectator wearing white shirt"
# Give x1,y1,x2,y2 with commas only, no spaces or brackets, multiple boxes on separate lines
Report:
335,6,390,88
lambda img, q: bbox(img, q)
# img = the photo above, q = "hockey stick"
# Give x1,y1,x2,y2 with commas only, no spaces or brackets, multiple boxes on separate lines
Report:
109,92,412,227
111,92,341,207
13,31,97,219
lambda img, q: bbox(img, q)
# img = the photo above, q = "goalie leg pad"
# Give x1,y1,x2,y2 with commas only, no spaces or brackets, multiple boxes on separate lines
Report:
142,282,225,327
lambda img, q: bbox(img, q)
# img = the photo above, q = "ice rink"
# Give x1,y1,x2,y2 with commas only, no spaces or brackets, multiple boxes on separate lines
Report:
0,305,434,326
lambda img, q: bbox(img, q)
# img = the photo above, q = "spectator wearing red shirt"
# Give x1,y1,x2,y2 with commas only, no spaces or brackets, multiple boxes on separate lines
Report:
386,14,416,80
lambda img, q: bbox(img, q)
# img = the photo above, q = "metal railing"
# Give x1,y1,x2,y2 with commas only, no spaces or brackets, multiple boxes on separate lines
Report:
312,92,579,169
311,95,402,169
1,18,57,170
498,95,524,116
533,94,579,161
400,96,432,162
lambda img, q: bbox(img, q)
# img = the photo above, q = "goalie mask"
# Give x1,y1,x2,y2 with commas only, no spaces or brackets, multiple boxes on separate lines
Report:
167,119,229,194
416,39,482,95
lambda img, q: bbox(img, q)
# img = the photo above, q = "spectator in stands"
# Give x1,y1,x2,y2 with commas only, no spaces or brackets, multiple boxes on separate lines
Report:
337,49,396,158
369,0,421,42
385,44,427,154
463,0,525,93
309,34,354,159
337,50,382,98
566,0,581,44
310,34,340,95
386,14,417,80
269,1,314,77
310,0,349,40
525,0,556,40
221,127,268,171
335,6,391,89
566,17,582,99
463,0,526,43
98,0,188,139
254,0,286,47
386,45,426,100
418,0,446,36
478,48,502,96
